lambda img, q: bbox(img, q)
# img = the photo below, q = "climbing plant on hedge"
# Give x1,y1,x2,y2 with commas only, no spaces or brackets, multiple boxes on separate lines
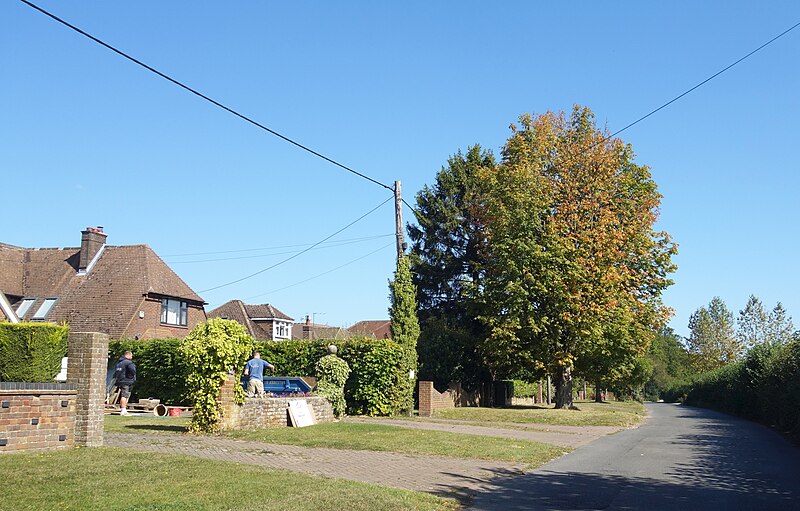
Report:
179,318,254,433
315,352,350,417
0,322,68,382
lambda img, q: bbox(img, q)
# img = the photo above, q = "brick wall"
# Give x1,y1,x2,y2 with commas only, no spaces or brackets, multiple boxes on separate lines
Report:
122,296,206,340
0,384,76,453
0,331,108,453
218,375,334,430
418,381,456,417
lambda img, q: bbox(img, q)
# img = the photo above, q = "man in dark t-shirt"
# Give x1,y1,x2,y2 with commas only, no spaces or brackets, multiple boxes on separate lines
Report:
114,351,137,415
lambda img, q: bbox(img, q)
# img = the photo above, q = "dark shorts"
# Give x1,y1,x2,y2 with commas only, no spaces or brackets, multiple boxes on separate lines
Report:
117,384,132,399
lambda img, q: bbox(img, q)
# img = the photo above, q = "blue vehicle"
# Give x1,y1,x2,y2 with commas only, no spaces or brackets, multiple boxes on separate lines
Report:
239,375,312,395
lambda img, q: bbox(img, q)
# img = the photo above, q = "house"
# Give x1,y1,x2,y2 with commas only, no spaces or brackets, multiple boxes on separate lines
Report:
292,315,350,340
207,300,294,341
349,320,392,339
0,227,207,339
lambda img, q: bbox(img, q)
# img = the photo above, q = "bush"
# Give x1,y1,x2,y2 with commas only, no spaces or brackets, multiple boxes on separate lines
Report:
315,354,350,417
180,319,254,434
109,339,189,405
509,379,538,398
0,322,68,382
678,339,800,435
255,338,411,416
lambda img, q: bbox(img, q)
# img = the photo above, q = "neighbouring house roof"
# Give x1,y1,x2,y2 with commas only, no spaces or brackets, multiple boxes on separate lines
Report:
207,300,293,339
291,322,350,340
349,320,392,339
0,241,204,338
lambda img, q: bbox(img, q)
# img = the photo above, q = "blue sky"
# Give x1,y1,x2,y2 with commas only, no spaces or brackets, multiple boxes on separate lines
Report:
2,1,799,337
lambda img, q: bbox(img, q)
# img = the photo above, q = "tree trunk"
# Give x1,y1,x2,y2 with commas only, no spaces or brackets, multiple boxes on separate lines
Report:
546,375,552,405
595,378,603,402
553,365,574,409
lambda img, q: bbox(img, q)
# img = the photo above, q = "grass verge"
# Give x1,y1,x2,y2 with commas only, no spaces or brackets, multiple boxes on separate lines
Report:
0,447,457,511
226,422,568,465
432,400,646,427
106,416,568,466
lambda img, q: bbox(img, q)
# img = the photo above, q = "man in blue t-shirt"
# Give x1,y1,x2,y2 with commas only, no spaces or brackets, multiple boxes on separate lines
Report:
244,352,276,397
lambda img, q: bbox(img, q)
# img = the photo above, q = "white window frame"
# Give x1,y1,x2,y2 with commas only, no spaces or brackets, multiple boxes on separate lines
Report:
16,298,36,319
160,298,188,326
32,298,57,320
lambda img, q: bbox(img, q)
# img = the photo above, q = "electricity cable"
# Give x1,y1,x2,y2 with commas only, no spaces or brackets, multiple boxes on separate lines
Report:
164,234,393,258
245,242,393,300
198,196,392,293
18,0,394,191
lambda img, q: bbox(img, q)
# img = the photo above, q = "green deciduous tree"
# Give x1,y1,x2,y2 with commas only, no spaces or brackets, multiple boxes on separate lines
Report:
737,295,768,351
479,107,676,408
687,297,739,373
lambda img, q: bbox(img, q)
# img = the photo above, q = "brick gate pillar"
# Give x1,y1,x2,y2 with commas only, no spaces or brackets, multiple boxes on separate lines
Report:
67,332,109,447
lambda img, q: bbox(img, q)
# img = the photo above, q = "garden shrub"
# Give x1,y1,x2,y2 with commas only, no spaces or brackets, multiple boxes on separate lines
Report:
509,379,538,399
678,338,800,435
180,319,254,434
0,322,68,382
315,353,350,417
109,339,189,405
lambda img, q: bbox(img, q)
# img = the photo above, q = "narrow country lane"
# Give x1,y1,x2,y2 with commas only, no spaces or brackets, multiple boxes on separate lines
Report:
469,403,800,510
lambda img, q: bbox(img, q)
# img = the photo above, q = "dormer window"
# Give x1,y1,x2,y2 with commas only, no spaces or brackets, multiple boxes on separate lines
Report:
16,298,36,319
160,298,188,326
32,298,57,320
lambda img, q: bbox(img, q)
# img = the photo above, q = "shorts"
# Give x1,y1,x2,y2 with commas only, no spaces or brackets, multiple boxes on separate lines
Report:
247,378,265,397
117,384,132,399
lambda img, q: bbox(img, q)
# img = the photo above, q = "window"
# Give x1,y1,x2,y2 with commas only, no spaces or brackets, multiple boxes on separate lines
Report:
274,321,291,340
160,298,188,326
32,298,57,320
15,298,36,318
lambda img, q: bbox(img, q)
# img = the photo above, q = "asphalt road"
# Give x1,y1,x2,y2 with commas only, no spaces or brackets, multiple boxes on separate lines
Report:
468,403,800,511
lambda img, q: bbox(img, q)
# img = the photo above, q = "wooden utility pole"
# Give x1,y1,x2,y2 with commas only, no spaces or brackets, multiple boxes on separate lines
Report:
394,180,405,259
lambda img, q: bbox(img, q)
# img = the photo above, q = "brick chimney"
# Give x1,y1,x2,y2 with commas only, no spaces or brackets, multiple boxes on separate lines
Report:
303,315,312,340
79,226,107,271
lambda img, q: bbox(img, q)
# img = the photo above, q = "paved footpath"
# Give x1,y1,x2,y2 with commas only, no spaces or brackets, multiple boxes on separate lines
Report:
343,417,620,448
106,432,525,498
468,403,800,511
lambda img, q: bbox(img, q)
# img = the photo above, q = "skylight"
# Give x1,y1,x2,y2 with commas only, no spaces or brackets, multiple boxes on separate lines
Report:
32,298,57,320
16,298,35,318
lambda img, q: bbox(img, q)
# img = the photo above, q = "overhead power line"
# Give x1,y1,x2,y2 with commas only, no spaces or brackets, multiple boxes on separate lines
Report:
165,234,394,262
610,20,800,139
246,242,393,300
19,0,394,191
198,196,393,293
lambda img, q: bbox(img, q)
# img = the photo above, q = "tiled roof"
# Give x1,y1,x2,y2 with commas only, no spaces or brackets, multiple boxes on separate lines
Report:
291,323,350,340
0,243,204,338
243,303,293,321
349,320,392,339
207,300,293,339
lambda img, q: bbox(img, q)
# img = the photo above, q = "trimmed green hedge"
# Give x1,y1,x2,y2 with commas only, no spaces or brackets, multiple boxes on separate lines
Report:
666,338,800,434
509,379,539,398
0,322,68,382
109,337,412,415
110,339,189,406
256,338,411,416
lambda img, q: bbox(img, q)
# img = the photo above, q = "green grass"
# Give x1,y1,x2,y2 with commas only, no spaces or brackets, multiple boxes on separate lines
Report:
226,422,569,466
105,416,568,467
104,414,189,434
0,448,457,511
432,400,646,427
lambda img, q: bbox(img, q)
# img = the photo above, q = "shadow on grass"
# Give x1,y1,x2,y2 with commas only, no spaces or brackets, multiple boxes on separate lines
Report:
121,424,188,433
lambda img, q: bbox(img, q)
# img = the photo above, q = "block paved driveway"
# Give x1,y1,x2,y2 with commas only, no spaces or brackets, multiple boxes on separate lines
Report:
105,431,525,499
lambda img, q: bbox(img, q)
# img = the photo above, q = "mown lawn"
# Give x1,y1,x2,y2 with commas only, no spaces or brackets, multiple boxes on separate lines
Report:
432,400,646,427
105,416,568,466
227,422,568,465
0,448,457,511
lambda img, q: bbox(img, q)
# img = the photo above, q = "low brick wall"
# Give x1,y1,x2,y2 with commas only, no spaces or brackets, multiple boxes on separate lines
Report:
231,397,334,430
218,375,334,430
0,383,77,453
418,381,455,417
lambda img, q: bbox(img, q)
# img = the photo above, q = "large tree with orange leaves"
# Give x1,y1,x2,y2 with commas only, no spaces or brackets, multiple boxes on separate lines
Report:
478,106,676,408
